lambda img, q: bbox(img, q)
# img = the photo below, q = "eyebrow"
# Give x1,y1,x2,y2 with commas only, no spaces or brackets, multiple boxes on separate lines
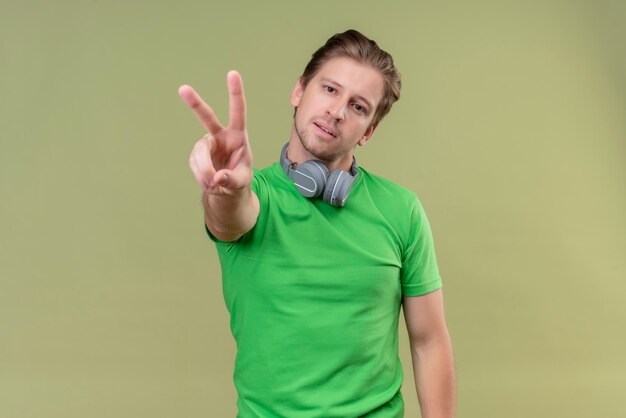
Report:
319,77,375,110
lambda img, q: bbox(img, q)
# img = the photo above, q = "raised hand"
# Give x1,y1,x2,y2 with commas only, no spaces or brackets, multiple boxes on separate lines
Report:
179,71,253,196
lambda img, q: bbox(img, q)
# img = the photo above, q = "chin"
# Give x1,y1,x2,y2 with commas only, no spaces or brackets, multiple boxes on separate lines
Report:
299,138,335,162
295,121,344,162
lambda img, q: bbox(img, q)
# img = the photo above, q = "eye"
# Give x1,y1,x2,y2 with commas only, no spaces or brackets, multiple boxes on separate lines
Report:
353,103,366,114
324,85,336,94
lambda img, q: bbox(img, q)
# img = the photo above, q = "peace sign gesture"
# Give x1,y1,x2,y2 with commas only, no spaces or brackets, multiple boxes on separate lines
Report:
179,71,253,196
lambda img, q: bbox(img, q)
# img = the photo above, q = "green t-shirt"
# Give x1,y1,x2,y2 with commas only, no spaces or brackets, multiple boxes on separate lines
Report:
208,163,442,418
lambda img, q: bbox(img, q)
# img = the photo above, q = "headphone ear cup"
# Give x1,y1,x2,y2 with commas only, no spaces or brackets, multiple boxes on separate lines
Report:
323,169,356,207
290,160,329,198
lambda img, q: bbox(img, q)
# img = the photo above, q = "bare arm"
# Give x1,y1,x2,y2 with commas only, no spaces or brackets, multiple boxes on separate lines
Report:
179,71,259,242
403,289,456,418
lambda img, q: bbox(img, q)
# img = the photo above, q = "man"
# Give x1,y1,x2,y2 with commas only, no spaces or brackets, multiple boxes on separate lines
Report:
179,29,455,418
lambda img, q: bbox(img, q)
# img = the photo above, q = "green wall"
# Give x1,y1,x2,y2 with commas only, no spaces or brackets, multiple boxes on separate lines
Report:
1,0,624,416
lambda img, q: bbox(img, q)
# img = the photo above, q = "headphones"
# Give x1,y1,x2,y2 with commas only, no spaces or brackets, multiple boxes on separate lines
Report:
280,143,359,207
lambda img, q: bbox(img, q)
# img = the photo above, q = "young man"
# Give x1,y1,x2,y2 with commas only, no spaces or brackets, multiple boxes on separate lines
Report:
179,30,456,418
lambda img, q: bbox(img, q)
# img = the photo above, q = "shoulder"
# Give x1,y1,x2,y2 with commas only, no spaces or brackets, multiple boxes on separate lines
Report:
250,163,287,191
252,164,276,182
357,166,420,208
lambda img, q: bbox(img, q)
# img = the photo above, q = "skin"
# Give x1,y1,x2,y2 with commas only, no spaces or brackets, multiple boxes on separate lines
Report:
287,57,382,172
178,71,259,242
404,291,457,418
179,59,456,418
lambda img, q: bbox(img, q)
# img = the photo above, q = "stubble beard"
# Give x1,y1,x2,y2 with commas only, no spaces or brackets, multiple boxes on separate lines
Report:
294,110,345,164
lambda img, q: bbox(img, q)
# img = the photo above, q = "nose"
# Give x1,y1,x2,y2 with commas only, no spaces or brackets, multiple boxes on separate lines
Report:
327,101,346,122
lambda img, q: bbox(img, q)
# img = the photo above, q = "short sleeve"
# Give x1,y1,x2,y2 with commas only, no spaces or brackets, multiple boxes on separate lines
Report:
400,197,443,296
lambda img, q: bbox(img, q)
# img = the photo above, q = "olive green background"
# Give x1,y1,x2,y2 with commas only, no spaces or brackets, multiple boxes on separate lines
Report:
1,0,624,417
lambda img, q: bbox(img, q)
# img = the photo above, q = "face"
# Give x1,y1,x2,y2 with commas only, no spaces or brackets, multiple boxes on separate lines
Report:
289,57,384,168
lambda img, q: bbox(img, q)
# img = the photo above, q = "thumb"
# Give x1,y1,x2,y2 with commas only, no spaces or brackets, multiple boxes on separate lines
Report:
214,167,251,192
213,170,238,190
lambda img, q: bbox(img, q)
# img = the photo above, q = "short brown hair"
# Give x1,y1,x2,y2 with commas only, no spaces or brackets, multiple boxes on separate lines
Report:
300,29,401,127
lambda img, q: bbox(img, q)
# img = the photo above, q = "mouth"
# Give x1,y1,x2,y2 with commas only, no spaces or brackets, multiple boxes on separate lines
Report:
313,122,337,138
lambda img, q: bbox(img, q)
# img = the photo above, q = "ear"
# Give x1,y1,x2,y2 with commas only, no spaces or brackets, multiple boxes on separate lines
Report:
290,78,304,107
357,123,378,146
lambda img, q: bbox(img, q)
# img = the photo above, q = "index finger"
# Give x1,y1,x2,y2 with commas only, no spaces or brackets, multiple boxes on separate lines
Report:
178,85,223,134
227,71,246,131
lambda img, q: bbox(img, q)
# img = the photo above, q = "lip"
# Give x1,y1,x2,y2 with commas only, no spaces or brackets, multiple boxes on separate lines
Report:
313,121,337,138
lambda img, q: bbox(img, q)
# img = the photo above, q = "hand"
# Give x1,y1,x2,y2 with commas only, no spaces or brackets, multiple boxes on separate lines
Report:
179,71,253,196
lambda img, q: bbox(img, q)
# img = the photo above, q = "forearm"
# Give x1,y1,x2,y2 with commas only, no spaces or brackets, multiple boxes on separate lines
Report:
203,187,259,242
411,334,456,418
